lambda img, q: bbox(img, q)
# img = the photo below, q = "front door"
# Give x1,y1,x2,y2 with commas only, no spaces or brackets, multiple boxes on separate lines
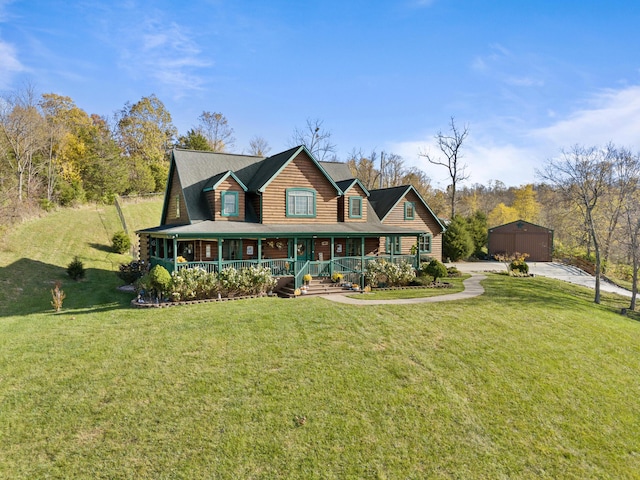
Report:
294,239,313,262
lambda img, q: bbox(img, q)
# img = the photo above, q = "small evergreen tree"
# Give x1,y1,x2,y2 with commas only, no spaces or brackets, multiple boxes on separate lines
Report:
466,211,488,258
111,231,131,254
67,256,86,280
443,215,473,262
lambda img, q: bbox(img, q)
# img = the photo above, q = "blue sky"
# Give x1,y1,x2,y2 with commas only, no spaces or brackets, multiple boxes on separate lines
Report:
2,0,640,188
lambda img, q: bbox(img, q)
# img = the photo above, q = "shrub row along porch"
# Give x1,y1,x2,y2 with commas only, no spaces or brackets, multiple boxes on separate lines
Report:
142,232,425,290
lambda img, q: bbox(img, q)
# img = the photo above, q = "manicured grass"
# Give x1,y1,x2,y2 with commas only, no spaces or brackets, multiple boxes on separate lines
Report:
349,275,467,300
1,205,640,478
0,197,162,316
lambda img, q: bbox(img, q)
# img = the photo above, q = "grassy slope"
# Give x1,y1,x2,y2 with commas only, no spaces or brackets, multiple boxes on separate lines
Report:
1,202,640,479
0,197,162,316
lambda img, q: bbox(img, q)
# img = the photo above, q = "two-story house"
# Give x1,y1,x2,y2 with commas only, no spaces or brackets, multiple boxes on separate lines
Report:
137,146,445,289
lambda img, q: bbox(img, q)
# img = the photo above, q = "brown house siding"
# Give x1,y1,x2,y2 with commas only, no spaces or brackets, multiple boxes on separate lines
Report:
138,233,150,263
261,151,338,224
164,173,189,225
213,178,246,222
342,185,368,223
378,190,443,260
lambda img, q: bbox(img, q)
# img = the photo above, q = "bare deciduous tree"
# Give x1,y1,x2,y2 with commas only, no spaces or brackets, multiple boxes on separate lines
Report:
248,135,271,156
419,117,469,219
0,83,44,202
537,145,614,304
290,118,336,161
197,111,235,152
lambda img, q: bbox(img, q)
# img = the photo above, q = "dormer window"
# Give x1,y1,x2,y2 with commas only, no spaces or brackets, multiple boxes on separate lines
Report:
286,188,316,218
404,202,415,220
349,196,363,219
221,191,239,217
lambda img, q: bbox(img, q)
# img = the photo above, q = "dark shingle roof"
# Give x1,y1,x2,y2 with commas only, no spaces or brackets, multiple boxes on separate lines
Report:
171,149,264,222
369,185,446,232
319,161,353,182
368,185,411,220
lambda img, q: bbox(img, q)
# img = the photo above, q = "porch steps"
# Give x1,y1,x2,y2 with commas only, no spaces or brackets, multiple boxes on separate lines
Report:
277,278,347,298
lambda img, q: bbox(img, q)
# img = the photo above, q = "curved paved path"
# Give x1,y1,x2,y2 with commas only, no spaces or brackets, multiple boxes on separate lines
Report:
318,273,487,305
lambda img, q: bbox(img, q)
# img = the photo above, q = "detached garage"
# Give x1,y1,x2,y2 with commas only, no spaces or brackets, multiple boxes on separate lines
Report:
488,220,554,262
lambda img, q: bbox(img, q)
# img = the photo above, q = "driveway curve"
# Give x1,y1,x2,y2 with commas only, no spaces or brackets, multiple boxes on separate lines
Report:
448,261,632,298
318,273,487,305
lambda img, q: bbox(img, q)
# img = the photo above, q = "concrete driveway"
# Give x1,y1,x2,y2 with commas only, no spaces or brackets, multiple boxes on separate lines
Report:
447,261,633,298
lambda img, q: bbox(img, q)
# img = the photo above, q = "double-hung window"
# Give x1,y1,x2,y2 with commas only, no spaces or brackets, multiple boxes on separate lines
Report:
418,233,432,253
404,202,415,220
349,196,363,219
286,188,316,218
221,191,239,217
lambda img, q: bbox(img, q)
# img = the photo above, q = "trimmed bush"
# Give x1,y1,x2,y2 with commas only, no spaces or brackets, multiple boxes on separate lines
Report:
111,231,131,254
422,259,448,283
67,256,86,280
149,265,172,299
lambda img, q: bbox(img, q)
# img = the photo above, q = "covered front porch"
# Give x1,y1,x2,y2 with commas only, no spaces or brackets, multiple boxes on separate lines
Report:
141,233,424,290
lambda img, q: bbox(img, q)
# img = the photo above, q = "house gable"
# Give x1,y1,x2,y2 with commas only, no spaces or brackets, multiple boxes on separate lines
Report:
203,172,247,221
260,148,342,224
337,179,369,223
370,185,445,258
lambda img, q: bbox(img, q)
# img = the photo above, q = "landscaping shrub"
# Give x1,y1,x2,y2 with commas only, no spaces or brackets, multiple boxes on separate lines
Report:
447,266,462,277
366,259,415,287
422,259,448,283
117,260,147,284
111,230,131,254
169,266,277,302
66,256,86,280
149,265,172,299
510,258,529,275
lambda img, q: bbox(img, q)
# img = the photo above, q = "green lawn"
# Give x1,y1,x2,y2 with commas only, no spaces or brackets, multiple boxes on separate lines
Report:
1,203,640,478
349,276,467,300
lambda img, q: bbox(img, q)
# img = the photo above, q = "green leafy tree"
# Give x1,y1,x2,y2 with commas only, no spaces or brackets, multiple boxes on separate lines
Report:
487,202,519,227
443,215,473,261
115,94,177,192
512,184,541,222
177,129,210,151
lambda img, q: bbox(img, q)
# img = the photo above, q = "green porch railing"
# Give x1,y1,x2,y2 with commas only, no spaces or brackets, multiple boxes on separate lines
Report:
150,254,419,279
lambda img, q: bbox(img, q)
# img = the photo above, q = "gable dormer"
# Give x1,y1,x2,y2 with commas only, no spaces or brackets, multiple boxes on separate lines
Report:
202,170,248,221
251,146,342,224
336,178,369,222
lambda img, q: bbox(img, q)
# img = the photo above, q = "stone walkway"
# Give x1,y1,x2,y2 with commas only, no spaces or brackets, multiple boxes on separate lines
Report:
318,274,487,305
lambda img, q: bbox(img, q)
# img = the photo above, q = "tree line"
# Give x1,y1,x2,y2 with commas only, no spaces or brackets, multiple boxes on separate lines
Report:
2,85,640,306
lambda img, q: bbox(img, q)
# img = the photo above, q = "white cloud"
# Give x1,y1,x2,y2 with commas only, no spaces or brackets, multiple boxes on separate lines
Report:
388,136,538,189
531,85,640,150
388,84,640,189
0,39,25,88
